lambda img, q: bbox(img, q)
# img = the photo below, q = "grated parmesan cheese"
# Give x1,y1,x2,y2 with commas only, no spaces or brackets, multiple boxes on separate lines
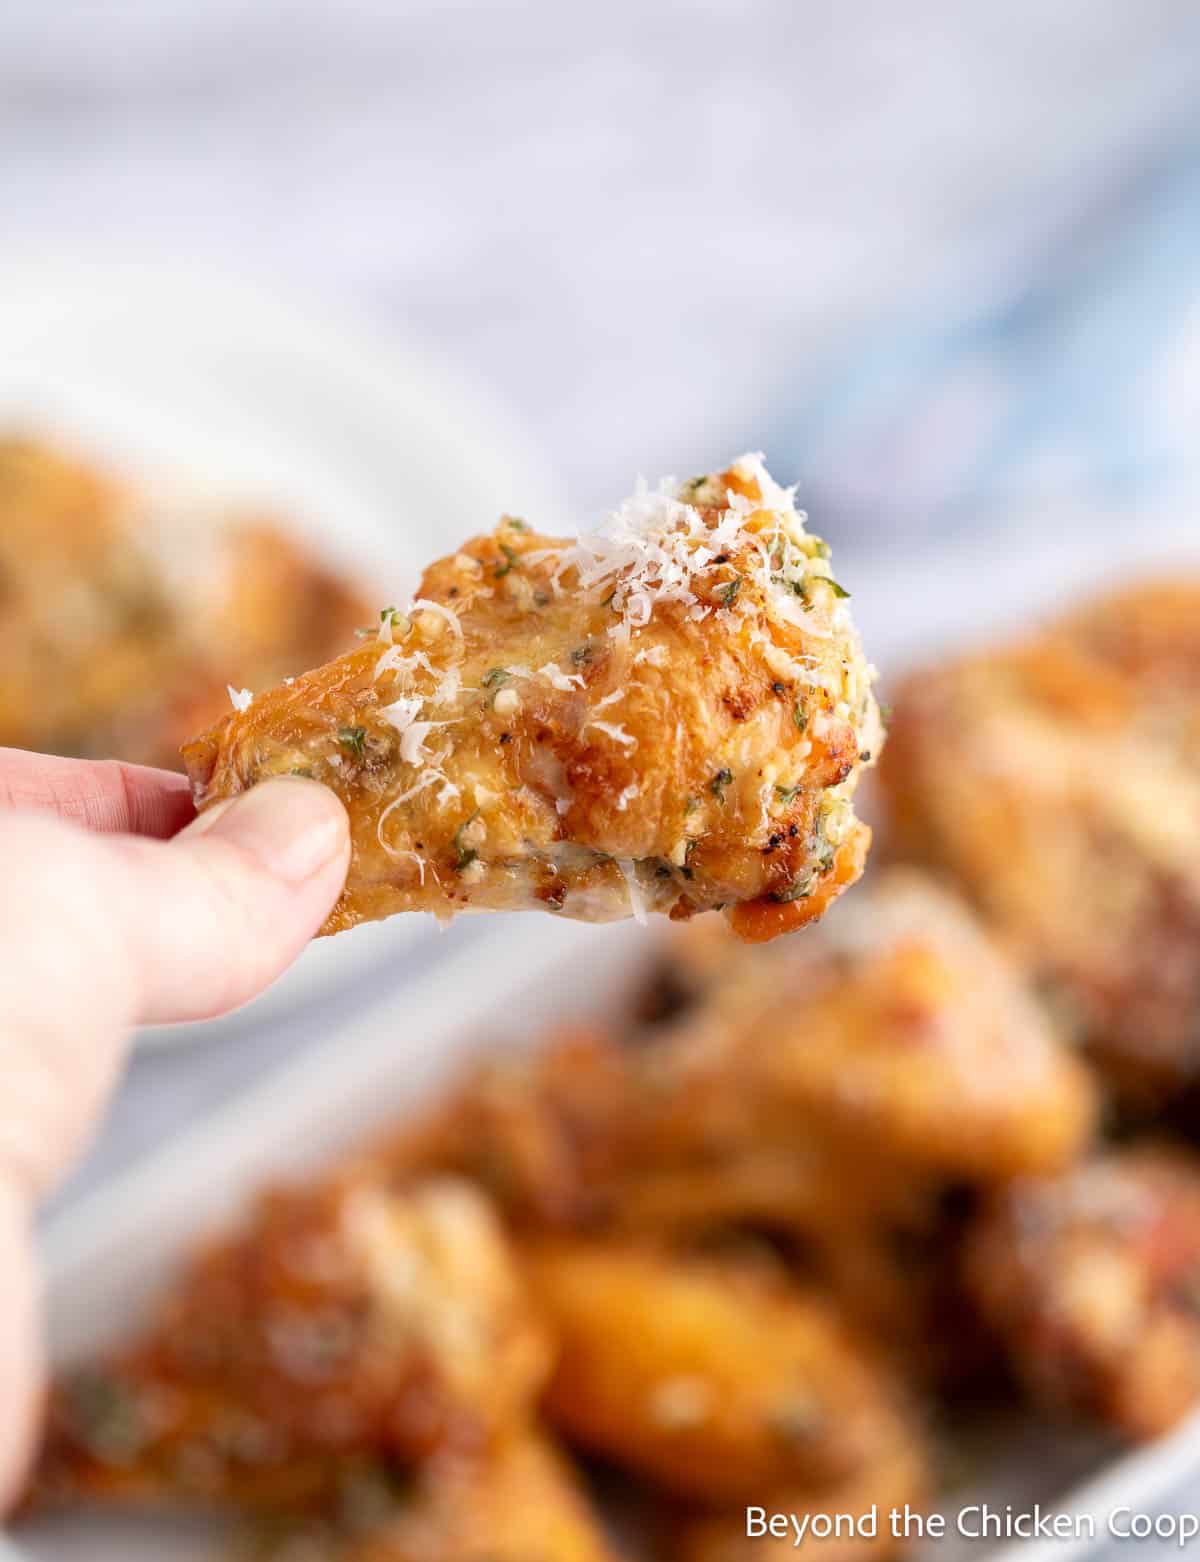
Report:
633,643,668,668
381,694,424,733
616,857,648,925
410,597,464,639
588,719,636,749
539,661,586,691
400,722,440,765
227,685,254,712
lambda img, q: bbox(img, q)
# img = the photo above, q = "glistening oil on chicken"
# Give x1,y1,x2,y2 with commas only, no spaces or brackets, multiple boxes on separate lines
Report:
182,456,882,941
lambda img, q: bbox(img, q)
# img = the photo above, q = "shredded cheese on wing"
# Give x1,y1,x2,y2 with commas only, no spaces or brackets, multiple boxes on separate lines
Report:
410,597,464,639
381,694,424,733
588,719,637,749
539,661,585,691
537,451,843,657
616,857,648,925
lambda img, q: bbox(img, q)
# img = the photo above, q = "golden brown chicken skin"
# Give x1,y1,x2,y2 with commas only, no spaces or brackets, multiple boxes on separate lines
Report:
31,1178,549,1512
248,1433,624,1562
0,436,368,769
966,1145,1200,1440
524,1241,915,1506
183,456,881,939
882,577,1200,1104
616,870,1096,1186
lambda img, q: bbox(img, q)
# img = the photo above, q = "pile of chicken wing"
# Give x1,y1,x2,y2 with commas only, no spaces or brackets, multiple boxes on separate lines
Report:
21,559,1200,1558
0,437,368,769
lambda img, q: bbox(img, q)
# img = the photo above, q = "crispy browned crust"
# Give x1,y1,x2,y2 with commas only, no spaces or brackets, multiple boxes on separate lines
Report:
880,576,1200,1104
966,1144,1200,1440
183,460,880,938
250,1432,624,1562
525,1240,917,1506
0,436,369,769
30,1177,549,1513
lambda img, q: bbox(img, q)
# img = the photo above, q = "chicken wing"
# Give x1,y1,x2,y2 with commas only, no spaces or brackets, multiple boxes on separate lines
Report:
628,869,1097,1183
881,577,1200,1104
247,1433,623,1562
182,456,881,939
966,1144,1200,1439
31,1177,549,1511
524,1241,915,1505
0,435,368,769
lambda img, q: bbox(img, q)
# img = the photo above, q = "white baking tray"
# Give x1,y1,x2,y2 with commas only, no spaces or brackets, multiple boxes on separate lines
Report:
10,501,1200,1558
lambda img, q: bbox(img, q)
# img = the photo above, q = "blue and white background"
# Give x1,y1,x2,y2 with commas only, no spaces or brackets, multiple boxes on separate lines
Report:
7,0,1200,544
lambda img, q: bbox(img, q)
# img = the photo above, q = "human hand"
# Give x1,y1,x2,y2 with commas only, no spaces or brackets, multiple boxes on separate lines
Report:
0,747,350,1507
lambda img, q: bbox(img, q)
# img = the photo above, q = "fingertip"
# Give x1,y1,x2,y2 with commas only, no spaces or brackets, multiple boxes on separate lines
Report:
126,778,351,1025
183,776,350,885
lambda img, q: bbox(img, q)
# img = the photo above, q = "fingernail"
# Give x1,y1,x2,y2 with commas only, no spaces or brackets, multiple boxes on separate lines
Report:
187,778,348,883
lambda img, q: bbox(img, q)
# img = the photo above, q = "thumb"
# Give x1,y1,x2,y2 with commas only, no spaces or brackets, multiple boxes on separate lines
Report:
0,778,349,1203
112,776,351,1026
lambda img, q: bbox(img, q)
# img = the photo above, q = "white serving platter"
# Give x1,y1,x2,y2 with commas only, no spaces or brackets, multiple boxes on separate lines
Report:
0,256,569,1049
12,897,1200,1562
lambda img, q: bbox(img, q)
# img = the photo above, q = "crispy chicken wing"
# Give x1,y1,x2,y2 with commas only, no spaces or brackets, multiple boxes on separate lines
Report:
629,870,1097,1183
0,436,368,769
32,1178,549,1511
966,1145,1200,1439
881,577,1200,1103
524,1241,915,1505
248,1433,623,1562
183,456,881,939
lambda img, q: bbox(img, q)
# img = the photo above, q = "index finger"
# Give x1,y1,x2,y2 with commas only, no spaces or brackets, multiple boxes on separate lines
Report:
0,749,195,839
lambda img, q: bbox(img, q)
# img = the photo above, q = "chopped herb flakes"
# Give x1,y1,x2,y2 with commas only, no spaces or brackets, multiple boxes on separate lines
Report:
454,810,481,871
718,575,743,608
482,667,511,689
775,784,802,803
64,1371,147,1463
710,768,733,802
359,605,408,638
774,874,815,903
494,542,519,579
338,726,367,758
793,701,808,733
812,813,836,873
